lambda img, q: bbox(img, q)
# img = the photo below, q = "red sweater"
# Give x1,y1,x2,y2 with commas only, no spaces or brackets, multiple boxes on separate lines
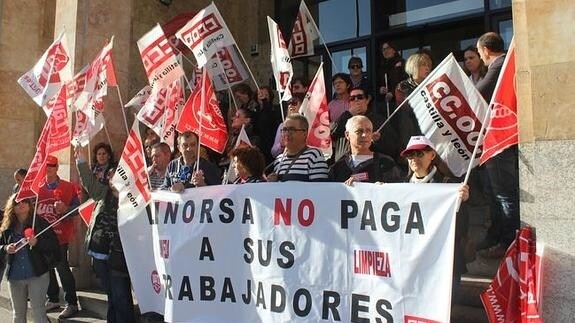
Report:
37,178,79,245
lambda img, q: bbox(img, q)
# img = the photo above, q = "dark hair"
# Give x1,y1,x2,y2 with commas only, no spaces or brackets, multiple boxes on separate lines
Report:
151,142,171,154
237,107,255,121
463,46,487,77
348,57,363,68
92,142,115,167
14,168,27,177
230,146,266,179
177,131,198,145
332,73,352,88
382,41,399,52
231,83,254,98
349,86,367,96
260,85,275,102
291,77,309,88
477,32,504,53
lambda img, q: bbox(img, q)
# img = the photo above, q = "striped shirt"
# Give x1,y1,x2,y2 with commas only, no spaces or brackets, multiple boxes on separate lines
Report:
272,147,329,182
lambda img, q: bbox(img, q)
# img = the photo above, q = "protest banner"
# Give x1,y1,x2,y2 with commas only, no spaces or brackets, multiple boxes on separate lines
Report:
402,54,488,177
118,182,459,322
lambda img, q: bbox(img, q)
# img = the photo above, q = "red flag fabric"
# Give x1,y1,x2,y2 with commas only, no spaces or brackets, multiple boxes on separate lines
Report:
480,227,543,323
480,40,518,164
299,63,332,158
17,86,70,201
78,199,96,226
176,69,228,153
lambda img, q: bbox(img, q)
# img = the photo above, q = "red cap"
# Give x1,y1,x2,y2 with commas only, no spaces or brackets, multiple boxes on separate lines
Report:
46,155,59,166
400,136,436,157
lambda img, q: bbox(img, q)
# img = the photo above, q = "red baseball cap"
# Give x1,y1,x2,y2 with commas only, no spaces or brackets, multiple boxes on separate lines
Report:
46,155,59,167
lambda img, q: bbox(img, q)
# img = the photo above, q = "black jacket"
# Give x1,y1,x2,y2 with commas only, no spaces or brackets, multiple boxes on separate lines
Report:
330,153,402,183
0,217,60,279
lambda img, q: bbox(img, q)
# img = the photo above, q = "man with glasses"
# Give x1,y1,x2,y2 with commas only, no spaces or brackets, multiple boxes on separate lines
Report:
37,155,80,319
268,114,328,182
332,87,401,162
329,116,401,184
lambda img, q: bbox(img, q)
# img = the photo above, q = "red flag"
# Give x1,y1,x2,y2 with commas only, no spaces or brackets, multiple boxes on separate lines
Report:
480,227,543,322
17,86,70,201
78,199,96,226
299,63,332,158
480,40,517,164
176,69,228,153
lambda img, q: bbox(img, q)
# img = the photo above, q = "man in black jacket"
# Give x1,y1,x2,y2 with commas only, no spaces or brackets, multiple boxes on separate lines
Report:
475,32,520,258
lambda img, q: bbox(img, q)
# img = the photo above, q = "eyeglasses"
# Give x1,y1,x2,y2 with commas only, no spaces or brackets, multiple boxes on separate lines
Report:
404,150,430,159
381,46,391,51
349,94,366,101
280,127,307,134
349,64,362,69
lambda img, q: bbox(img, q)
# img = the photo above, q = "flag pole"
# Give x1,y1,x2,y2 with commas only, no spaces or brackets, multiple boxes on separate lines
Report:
231,44,260,91
461,105,491,186
384,73,391,118
115,86,130,136
102,122,114,152
303,2,338,73
195,69,207,173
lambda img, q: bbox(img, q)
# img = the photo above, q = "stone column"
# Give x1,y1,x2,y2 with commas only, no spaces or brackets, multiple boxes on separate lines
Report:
54,0,134,288
513,0,575,320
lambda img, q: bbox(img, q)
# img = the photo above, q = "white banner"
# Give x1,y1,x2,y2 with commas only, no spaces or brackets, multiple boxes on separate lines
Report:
175,3,236,67
17,31,72,109
406,54,488,177
119,182,459,322
138,24,185,88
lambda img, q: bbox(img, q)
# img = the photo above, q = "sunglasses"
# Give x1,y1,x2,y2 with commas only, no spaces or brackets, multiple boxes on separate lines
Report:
349,64,362,69
404,149,431,158
349,94,366,101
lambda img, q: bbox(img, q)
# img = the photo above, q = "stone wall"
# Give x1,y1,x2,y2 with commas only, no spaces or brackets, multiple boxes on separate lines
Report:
514,0,575,320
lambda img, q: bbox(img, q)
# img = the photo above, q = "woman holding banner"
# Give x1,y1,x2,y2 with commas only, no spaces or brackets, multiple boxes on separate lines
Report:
0,195,60,323
75,147,136,323
400,136,471,297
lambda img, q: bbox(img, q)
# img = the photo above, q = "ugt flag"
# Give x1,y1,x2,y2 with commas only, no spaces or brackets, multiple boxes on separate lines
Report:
176,69,228,153
402,53,489,177
480,39,518,164
111,119,151,221
18,31,72,109
288,0,320,58
175,2,236,68
299,63,332,158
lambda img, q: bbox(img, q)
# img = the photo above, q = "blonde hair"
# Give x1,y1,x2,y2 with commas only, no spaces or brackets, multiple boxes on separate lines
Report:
0,194,32,232
405,53,432,81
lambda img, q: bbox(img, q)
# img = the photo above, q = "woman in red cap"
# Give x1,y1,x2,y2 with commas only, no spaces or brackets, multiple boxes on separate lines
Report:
400,135,471,301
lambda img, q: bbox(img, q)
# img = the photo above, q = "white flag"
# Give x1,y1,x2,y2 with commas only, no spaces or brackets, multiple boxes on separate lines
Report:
299,63,332,158
18,31,72,109
205,45,250,91
124,85,152,109
111,119,151,222
267,17,293,93
137,24,185,88
175,3,236,67
405,53,489,176
288,1,320,58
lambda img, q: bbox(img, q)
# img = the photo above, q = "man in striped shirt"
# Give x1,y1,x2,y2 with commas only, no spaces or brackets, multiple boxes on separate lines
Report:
269,114,329,182
148,142,171,190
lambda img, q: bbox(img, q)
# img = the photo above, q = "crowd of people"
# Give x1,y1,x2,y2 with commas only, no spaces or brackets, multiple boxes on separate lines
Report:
0,31,518,322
